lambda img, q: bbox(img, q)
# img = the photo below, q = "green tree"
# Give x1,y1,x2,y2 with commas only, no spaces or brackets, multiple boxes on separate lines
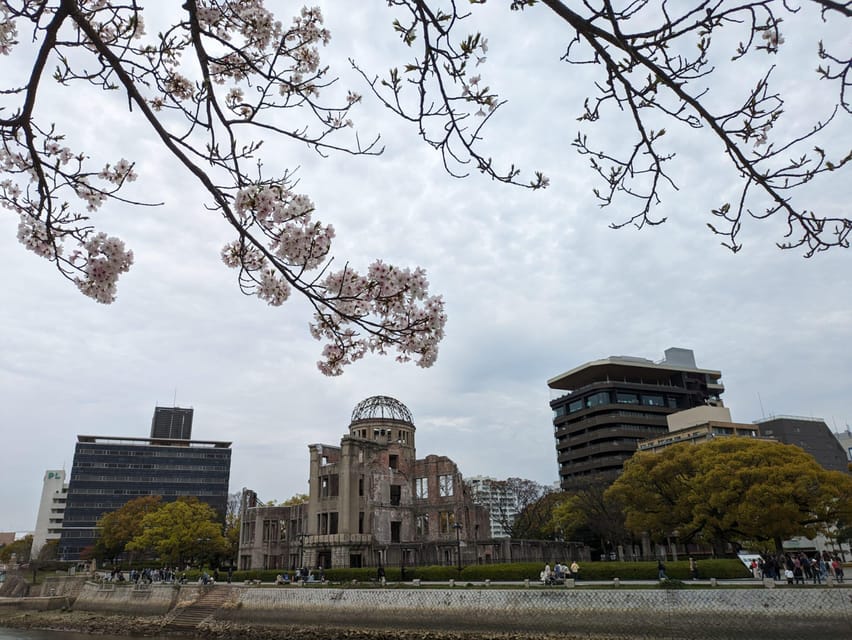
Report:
0,534,32,564
126,498,227,566
95,495,162,562
551,476,630,558
607,438,852,552
282,493,309,506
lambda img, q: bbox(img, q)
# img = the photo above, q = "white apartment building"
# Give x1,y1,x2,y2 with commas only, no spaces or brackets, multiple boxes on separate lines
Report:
465,476,520,539
31,469,67,558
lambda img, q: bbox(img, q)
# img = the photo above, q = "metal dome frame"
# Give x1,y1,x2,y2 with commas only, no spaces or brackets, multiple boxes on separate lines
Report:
350,395,413,424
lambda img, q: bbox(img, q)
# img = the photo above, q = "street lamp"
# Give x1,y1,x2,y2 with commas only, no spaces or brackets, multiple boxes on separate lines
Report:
453,522,463,574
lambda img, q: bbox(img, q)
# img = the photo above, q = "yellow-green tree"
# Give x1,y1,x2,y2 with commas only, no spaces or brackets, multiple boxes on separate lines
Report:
607,438,852,552
95,495,162,562
126,497,227,566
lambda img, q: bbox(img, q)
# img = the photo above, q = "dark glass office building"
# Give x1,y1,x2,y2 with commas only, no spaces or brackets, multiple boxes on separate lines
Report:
548,347,724,487
58,434,231,561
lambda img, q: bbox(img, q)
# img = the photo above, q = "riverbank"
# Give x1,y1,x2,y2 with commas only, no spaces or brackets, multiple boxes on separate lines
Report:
3,580,851,639
0,610,575,640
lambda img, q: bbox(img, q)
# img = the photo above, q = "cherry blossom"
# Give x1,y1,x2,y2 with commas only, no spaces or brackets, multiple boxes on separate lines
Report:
1,0,444,374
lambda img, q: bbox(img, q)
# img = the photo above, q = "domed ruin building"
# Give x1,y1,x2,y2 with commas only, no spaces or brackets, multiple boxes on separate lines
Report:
238,396,566,571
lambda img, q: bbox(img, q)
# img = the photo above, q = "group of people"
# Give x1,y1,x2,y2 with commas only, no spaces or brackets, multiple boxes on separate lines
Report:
750,552,845,584
98,566,186,584
96,565,234,585
540,561,580,585
276,566,325,584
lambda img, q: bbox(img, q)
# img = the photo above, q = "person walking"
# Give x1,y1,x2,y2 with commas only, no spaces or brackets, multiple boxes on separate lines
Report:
657,560,668,580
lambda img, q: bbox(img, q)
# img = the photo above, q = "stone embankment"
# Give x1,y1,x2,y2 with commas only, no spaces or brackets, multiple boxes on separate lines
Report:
1,578,850,639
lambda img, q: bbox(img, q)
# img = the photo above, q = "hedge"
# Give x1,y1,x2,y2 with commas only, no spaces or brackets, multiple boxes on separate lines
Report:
78,560,750,585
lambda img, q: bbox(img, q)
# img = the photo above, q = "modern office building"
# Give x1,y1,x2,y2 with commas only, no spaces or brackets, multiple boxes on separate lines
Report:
238,396,576,570
754,416,849,473
58,408,231,561
31,469,68,558
150,406,194,439
548,347,724,487
637,406,761,453
835,428,852,462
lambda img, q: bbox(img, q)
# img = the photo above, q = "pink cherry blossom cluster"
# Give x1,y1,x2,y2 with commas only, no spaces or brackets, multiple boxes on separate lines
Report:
310,261,446,376
231,184,333,269
70,232,134,304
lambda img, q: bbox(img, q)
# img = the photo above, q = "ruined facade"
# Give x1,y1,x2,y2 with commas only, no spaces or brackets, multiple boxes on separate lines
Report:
238,396,572,570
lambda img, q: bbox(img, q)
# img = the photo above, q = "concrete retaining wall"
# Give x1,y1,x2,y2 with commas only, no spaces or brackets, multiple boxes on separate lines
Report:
55,583,852,639
219,586,852,639
72,581,179,615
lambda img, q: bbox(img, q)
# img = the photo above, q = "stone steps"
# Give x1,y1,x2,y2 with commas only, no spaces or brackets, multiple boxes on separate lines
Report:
162,585,232,632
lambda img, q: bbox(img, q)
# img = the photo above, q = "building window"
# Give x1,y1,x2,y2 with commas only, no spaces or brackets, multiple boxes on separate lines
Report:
416,514,429,536
568,399,583,413
359,511,365,534
329,512,339,535
616,392,638,404
439,511,455,534
390,484,402,506
415,477,428,499
586,391,610,408
391,521,401,543
262,519,278,542
438,474,454,497
359,476,364,496
320,474,339,498
642,395,665,407
389,454,399,470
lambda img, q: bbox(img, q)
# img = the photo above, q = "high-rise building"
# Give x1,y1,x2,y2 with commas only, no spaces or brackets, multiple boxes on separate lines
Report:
465,476,521,539
755,416,849,473
548,347,724,487
31,469,68,558
58,421,231,561
150,406,194,439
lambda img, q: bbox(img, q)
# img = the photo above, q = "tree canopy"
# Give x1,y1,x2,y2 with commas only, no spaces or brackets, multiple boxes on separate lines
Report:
126,497,228,566
0,534,32,563
606,438,852,552
95,495,162,562
1,1,848,375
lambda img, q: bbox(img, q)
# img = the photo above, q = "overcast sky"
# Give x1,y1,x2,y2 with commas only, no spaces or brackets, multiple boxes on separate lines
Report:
1,2,850,533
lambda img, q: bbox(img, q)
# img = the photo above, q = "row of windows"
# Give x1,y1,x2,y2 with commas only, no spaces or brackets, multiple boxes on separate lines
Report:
76,448,229,459
352,428,410,444
415,511,457,535
69,488,228,496
555,392,681,417
71,474,227,483
74,462,228,472
414,474,454,499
